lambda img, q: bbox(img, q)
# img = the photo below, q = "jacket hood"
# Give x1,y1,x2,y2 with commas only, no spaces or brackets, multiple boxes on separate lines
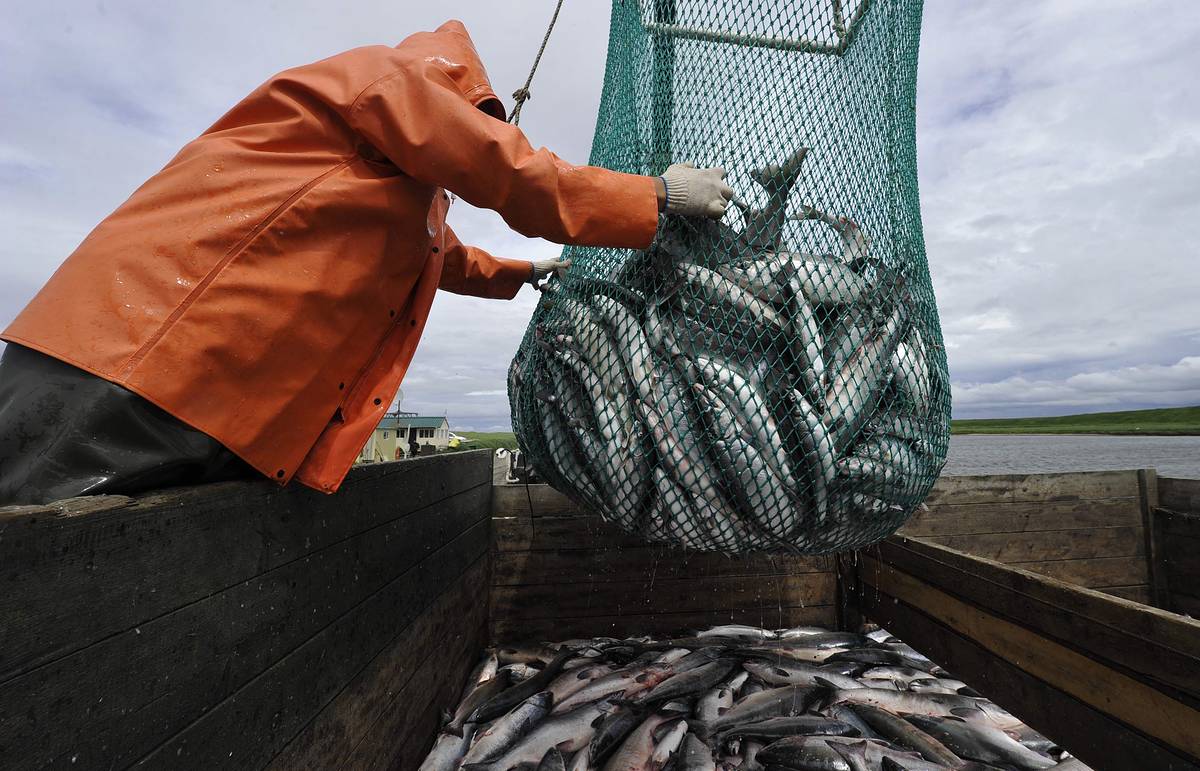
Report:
397,19,507,121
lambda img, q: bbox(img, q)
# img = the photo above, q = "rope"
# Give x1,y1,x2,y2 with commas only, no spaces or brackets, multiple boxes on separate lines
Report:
508,0,566,126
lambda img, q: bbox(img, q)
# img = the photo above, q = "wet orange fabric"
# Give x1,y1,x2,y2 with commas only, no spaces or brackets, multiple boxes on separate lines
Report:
1,20,659,493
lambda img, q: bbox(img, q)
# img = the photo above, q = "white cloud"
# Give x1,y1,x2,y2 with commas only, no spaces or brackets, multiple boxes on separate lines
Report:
953,356,1200,417
2,0,1198,429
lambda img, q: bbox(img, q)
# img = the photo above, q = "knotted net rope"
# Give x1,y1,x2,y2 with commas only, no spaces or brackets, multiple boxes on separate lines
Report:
509,0,950,554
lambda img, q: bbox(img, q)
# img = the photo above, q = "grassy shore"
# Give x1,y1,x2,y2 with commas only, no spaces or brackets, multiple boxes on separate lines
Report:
951,406,1200,436
454,406,1199,445
456,431,518,449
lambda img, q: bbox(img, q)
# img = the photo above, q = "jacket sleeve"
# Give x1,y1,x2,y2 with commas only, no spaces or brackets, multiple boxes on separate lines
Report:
438,224,531,299
346,64,659,250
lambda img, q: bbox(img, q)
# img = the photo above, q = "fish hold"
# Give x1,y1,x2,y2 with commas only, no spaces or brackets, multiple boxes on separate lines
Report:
762,737,948,771
696,624,778,640
602,713,678,771
652,719,689,768
449,670,509,735
741,660,863,691
637,658,739,704
715,716,860,743
824,648,932,671
464,699,617,771
418,728,476,771
590,706,647,767
680,733,717,771
547,662,618,705
844,703,961,768
831,687,998,721
538,748,568,771
904,715,1056,770
461,691,553,765
472,650,574,723
556,661,674,712
697,685,826,739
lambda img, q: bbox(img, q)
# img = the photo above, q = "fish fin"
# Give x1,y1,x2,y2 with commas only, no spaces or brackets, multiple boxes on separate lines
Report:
949,706,984,719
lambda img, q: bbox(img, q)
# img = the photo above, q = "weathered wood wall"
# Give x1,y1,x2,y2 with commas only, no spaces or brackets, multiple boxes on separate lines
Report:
0,451,493,771
854,535,1200,771
489,485,837,643
1161,476,1200,514
900,470,1154,604
488,470,1162,643
1153,477,1200,618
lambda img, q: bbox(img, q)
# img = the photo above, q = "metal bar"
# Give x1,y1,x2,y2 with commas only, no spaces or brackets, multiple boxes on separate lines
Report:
641,0,871,57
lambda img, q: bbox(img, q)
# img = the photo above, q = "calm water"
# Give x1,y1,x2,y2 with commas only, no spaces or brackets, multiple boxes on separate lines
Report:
944,434,1200,479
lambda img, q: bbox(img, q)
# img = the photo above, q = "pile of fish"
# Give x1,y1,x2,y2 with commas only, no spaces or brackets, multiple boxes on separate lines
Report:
419,624,1088,771
510,147,947,554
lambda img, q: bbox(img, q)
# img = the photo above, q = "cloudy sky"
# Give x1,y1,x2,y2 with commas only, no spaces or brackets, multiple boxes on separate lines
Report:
2,1,1197,430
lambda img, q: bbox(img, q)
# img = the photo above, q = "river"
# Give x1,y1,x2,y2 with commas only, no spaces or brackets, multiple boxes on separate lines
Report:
944,434,1200,479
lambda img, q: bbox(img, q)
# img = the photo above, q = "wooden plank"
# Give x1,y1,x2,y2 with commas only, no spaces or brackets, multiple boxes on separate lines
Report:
926,526,1144,563
868,538,1200,701
493,547,830,586
1150,507,1173,610
857,586,1197,771
868,538,1200,700
337,575,486,771
835,553,862,633
1164,540,1200,586
493,513,647,552
387,698,451,771
900,497,1141,537
265,556,489,771
1173,593,1200,620
859,558,1200,761
0,482,491,770
1140,469,1165,610
491,572,835,621
131,521,490,770
1102,585,1152,604
0,451,492,682
925,470,1141,506
883,533,1200,662
1161,477,1200,514
1162,511,1200,539
1008,555,1149,589
490,605,836,645
492,483,579,518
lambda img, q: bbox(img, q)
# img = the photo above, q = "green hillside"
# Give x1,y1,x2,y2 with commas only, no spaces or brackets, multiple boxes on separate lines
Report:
455,431,518,449
951,406,1200,435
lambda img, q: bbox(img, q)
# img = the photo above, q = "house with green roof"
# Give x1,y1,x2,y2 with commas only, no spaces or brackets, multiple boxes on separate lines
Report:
358,412,451,463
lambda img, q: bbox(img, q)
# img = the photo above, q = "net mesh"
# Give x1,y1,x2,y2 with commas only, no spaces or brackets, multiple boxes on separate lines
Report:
509,0,949,554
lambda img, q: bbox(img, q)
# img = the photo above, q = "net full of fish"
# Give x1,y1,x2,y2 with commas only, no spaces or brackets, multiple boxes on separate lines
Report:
509,147,950,554
418,623,1088,771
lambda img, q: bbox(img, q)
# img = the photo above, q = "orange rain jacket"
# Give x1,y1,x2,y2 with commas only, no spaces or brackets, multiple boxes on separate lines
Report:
2,20,659,493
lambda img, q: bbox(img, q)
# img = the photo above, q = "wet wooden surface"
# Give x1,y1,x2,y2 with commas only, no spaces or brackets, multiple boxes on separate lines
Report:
857,535,1200,770
904,468,1152,601
0,451,493,771
489,484,838,642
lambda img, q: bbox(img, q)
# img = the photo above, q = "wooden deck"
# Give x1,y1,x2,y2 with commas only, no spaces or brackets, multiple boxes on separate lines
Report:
2,459,1197,769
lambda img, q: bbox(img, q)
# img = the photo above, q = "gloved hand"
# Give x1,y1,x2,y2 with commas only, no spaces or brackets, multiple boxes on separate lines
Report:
660,163,735,219
530,258,570,288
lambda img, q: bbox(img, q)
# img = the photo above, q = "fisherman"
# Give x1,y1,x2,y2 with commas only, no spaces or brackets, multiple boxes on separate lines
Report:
0,20,734,505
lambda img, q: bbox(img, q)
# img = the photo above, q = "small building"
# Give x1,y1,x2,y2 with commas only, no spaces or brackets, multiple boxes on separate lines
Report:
358,412,452,463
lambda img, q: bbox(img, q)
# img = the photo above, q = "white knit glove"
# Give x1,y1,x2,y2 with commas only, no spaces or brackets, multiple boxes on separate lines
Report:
530,258,570,288
661,163,735,218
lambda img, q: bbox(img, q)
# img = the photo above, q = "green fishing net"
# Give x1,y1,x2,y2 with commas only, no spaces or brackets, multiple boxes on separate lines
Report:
509,0,949,554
